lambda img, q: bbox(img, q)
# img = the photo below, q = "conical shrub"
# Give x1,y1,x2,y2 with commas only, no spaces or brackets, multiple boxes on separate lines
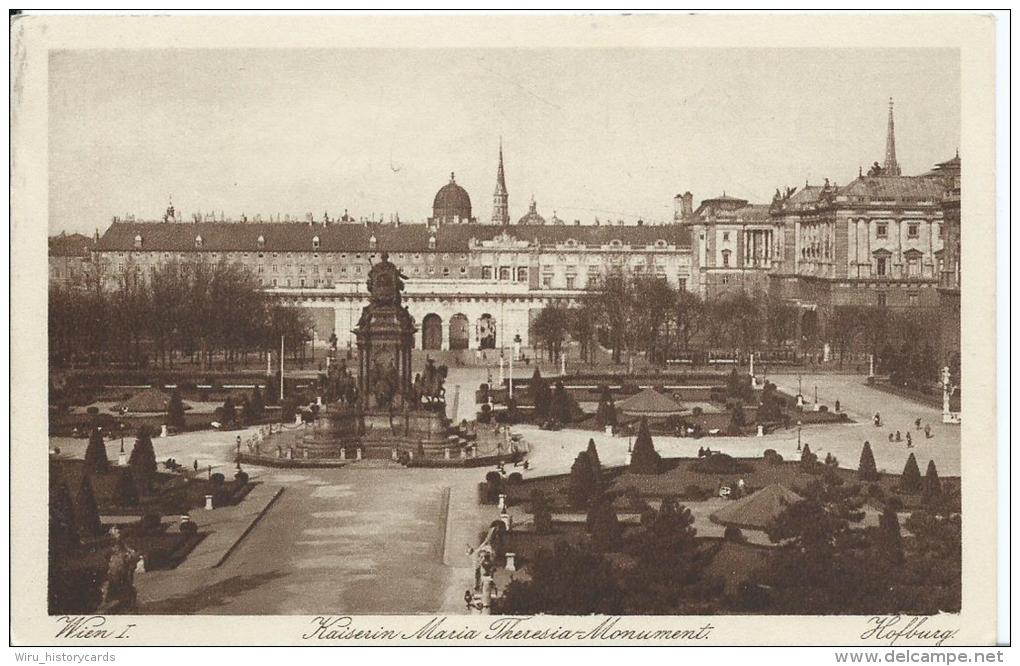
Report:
899,453,922,493
629,418,662,475
858,441,879,481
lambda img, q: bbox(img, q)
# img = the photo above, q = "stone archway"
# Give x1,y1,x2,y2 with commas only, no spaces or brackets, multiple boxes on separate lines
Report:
422,313,442,350
477,313,497,350
449,313,470,350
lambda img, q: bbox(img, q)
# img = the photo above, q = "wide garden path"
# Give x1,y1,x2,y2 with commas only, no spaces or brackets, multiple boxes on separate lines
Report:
131,461,494,614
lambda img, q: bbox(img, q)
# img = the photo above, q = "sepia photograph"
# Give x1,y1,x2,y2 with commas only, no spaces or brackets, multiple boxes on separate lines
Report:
10,11,1003,649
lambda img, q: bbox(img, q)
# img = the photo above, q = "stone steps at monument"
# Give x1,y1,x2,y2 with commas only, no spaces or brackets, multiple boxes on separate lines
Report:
350,458,406,469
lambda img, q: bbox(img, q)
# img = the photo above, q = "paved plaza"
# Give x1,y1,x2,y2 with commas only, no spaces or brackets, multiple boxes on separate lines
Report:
50,370,959,614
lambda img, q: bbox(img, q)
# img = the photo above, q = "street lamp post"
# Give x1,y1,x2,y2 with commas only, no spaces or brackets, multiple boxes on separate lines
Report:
797,420,803,451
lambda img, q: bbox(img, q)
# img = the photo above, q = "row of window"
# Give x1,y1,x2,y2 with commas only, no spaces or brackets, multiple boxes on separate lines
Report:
114,250,470,262
481,266,529,281
873,221,932,239
874,292,920,307
873,256,925,278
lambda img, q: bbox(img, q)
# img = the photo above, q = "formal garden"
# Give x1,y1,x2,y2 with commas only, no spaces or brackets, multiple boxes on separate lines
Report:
476,366,849,438
48,425,259,613
475,422,960,615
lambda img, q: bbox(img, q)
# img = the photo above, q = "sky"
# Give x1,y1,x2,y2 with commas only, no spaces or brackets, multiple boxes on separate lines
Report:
48,48,960,235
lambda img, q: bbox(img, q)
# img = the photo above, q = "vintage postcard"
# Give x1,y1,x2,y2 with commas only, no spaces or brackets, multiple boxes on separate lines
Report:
10,12,1001,647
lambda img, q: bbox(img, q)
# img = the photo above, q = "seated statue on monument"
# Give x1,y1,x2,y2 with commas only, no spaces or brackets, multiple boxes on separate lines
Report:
366,252,407,307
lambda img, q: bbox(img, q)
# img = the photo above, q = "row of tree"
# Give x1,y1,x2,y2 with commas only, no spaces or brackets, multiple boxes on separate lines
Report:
49,260,312,369
528,275,947,376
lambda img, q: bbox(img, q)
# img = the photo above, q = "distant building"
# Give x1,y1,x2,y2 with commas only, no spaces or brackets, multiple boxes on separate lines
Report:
517,196,546,225
48,232,95,289
683,193,776,299
931,153,961,370
90,146,692,352
429,172,475,226
680,99,960,359
765,100,956,347
78,105,960,360
491,140,510,226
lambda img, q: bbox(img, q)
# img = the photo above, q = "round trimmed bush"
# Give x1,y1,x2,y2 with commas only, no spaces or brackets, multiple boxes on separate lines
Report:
691,453,753,475
507,472,523,484
180,520,198,535
234,471,249,484
210,472,226,486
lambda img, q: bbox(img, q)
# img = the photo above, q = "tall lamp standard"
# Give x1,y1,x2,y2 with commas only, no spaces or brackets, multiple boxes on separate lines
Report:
797,420,803,451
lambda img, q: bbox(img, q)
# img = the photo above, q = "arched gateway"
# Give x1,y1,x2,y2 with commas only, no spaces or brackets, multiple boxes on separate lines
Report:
449,313,469,350
477,313,496,350
422,313,442,350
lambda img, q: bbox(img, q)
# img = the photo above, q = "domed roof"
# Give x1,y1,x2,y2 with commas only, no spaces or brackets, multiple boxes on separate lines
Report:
432,172,472,221
517,196,546,225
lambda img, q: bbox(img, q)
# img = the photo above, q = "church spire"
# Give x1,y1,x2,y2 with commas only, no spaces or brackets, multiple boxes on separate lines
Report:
884,97,901,176
491,137,510,225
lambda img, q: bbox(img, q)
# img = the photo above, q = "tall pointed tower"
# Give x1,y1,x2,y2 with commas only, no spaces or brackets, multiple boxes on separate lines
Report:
491,139,510,225
883,98,902,176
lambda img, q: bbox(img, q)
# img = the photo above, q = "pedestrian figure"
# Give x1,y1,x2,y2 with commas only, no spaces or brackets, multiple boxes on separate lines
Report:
906,432,912,447
895,430,902,442
835,399,840,412
888,433,894,443
915,418,922,430
924,424,933,439
193,459,198,471
874,412,882,427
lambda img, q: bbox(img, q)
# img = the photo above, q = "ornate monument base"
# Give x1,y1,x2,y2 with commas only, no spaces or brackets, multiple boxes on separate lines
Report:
301,404,461,460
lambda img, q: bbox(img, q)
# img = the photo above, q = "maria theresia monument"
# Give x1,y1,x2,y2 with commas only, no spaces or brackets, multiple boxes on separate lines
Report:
269,252,470,463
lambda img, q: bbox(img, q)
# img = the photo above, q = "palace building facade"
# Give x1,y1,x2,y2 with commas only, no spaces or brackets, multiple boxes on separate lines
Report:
680,99,960,365
70,102,960,364
87,143,692,354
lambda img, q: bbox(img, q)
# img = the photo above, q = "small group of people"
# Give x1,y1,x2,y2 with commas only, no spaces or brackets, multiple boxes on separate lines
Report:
876,415,934,448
